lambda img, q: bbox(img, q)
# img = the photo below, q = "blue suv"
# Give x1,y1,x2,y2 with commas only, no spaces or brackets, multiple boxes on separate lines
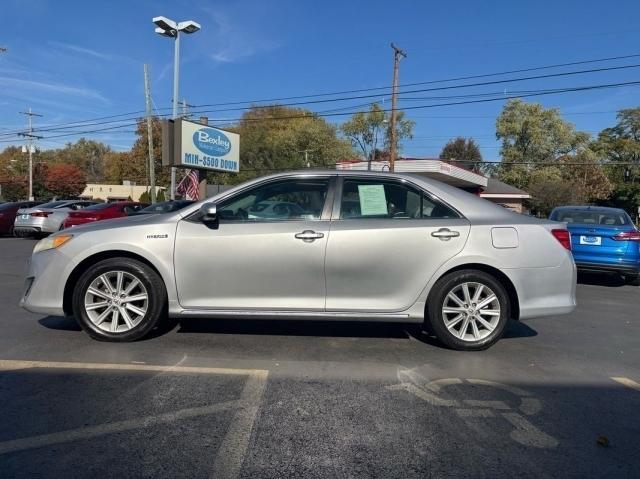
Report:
549,206,640,285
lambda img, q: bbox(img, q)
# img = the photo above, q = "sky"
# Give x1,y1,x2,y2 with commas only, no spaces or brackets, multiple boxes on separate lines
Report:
1,0,640,161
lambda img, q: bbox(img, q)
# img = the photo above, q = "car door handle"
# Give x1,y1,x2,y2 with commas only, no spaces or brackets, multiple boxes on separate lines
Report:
295,230,324,242
431,228,460,241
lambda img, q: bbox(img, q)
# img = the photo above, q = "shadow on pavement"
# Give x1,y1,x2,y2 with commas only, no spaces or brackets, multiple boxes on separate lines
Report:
577,272,628,287
38,316,81,332
177,318,413,339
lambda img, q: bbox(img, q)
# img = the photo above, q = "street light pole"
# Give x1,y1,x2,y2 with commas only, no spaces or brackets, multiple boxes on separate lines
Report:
170,30,181,200
153,16,200,200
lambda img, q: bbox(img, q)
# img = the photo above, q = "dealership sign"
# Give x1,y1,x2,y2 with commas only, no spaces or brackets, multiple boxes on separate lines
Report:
162,119,240,173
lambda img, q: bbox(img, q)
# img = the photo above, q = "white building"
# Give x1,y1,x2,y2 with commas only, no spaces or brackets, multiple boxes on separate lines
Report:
80,181,166,202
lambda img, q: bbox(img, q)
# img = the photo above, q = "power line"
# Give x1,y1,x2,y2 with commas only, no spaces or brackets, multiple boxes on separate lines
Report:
2,52,640,138
2,79,639,144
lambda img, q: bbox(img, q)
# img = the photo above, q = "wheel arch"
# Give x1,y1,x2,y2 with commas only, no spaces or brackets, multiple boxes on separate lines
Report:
426,263,520,321
63,250,167,316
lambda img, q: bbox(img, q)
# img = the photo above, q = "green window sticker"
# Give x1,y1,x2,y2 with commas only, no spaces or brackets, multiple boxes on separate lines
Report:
358,184,388,216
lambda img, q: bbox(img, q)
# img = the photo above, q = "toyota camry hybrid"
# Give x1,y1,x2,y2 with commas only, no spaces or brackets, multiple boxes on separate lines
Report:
20,171,577,350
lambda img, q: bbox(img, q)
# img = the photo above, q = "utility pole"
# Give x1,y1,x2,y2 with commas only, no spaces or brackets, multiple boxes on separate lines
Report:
18,108,43,201
143,64,157,204
389,43,406,172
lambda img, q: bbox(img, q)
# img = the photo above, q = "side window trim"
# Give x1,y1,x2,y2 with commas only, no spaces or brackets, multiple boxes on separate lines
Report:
333,176,465,221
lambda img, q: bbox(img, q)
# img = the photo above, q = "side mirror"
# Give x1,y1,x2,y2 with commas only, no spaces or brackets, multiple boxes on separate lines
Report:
200,202,217,223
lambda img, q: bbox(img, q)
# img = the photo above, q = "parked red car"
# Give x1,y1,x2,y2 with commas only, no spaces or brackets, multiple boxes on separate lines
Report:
62,202,148,229
0,201,44,235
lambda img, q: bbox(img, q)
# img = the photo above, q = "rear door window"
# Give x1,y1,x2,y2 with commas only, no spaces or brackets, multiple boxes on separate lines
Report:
339,179,460,220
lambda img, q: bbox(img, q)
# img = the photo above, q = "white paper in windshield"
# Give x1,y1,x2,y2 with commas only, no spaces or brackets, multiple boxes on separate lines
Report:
358,184,388,216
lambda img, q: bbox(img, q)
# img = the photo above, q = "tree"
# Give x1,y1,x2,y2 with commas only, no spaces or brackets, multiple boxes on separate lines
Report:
44,164,86,198
496,99,590,189
156,189,166,202
53,139,111,182
139,190,150,203
341,102,414,161
130,117,171,187
211,105,355,185
439,137,482,169
593,107,640,185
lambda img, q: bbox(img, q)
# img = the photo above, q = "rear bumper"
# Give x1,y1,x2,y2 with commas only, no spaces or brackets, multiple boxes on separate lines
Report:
13,226,43,237
575,261,639,276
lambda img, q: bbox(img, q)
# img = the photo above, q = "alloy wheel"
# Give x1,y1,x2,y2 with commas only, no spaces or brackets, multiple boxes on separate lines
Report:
84,271,149,333
441,282,501,342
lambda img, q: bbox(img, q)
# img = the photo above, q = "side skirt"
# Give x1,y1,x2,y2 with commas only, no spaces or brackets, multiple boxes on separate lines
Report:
174,309,421,323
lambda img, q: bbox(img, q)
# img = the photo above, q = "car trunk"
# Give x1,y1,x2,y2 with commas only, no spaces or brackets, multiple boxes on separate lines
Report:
568,224,630,261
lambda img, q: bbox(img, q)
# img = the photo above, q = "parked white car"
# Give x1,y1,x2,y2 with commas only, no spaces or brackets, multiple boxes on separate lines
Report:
13,200,100,237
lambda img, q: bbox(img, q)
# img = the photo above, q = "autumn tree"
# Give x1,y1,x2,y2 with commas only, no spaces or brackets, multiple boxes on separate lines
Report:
44,163,87,198
341,102,414,161
53,139,111,182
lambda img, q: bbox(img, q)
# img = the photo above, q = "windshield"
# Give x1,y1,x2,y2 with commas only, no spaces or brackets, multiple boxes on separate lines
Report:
551,208,631,226
82,203,113,211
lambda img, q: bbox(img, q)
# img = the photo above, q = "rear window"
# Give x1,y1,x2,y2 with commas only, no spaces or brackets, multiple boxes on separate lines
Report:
551,209,630,226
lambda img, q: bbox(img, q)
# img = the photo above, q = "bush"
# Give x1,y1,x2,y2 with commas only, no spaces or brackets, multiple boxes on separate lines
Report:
156,189,166,202
139,190,150,203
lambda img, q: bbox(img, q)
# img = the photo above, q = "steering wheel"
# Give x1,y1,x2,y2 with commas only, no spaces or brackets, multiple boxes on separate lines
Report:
237,207,248,220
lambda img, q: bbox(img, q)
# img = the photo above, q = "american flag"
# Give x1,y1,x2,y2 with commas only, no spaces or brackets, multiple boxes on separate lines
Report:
177,169,200,200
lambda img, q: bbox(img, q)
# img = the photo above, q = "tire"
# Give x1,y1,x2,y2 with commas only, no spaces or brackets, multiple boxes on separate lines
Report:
427,269,510,351
72,258,167,342
624,274,640,286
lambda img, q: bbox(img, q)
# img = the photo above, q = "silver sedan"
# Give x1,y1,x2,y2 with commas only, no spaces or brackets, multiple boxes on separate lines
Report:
14,200,100,237
20,171,576,350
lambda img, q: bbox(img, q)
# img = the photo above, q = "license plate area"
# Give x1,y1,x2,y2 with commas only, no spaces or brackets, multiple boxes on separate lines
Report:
580,235,601,245
21,214,30,220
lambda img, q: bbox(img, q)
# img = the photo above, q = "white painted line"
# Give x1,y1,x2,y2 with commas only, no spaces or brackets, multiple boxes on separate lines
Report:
0,359,270,479
210,371,268,479
611,376,640,392
0,401,237,455
0,359,267,377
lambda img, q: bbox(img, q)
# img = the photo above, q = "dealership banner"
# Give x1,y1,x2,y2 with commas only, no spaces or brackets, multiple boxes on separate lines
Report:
167,119,240,173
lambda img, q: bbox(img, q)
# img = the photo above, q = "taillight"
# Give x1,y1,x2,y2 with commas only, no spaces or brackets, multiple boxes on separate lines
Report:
31,211,50,218
551,229,572,250
613,230,640,242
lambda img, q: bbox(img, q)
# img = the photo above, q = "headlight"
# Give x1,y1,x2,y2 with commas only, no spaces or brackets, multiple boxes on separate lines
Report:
33,234,73,254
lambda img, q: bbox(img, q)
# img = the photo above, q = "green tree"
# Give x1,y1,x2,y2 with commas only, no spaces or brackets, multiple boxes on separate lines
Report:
211,105,354,185
496,99,590,189
439,137,482,170
130,117,171,188
341,102,414,160
156,189,166,202
139,190,150,203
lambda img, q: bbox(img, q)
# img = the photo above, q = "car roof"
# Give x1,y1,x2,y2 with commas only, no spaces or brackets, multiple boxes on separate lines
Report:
552,205,626,213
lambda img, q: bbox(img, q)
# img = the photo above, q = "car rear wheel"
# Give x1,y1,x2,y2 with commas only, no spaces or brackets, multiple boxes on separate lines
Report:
72,258,167,342
427,269,510,351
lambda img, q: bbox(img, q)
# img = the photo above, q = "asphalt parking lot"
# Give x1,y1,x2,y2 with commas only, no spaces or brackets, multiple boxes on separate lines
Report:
0,237,639,478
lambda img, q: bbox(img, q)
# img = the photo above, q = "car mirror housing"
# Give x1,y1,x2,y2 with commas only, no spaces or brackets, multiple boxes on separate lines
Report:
200,203,217,223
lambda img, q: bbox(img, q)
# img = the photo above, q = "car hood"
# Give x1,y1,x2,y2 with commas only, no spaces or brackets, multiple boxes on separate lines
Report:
62,213,171,234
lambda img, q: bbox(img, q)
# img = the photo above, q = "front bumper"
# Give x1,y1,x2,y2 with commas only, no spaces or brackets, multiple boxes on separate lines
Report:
19,249,68,316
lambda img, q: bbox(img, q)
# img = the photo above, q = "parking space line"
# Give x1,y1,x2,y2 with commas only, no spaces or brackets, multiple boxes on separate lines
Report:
611,376,640,392
0,401,237,455
0,359,269,479
0,359,267,376
211,371,269,479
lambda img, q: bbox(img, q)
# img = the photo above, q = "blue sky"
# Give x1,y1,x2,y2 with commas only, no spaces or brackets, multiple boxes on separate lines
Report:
1,0,640,160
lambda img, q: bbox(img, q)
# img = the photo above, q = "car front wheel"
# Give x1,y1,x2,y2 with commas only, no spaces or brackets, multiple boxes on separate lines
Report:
72,258,167,341
427,269,510,351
